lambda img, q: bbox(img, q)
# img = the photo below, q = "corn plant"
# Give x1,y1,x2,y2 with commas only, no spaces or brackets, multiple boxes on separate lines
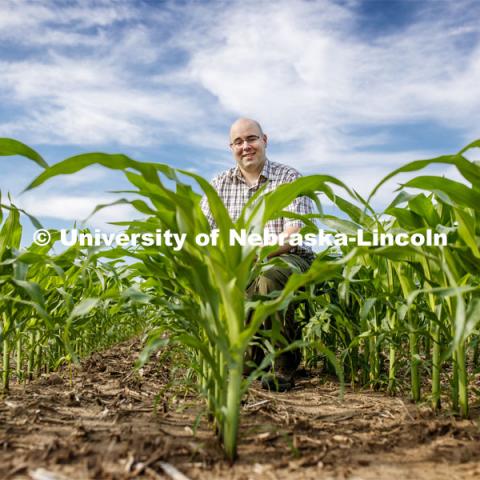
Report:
0,139,154,387
305,140,480,414
0,141,363,460
1,136,479,460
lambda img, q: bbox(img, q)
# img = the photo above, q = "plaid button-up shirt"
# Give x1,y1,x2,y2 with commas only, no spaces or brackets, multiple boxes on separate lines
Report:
200,159,315,260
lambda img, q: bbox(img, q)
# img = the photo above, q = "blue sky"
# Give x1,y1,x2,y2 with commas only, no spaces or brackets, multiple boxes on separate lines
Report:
0,0,479,241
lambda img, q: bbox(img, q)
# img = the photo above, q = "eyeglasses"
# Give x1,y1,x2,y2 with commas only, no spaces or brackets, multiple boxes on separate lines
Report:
230,135,261,148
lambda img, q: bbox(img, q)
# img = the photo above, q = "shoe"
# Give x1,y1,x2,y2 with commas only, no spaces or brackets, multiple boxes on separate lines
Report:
261,368,295,392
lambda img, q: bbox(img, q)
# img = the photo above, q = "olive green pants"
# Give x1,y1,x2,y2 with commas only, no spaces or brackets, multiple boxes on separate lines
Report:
246,254,312,370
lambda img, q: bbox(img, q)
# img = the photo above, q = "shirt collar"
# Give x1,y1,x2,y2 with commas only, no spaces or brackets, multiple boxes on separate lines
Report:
233,158,271,184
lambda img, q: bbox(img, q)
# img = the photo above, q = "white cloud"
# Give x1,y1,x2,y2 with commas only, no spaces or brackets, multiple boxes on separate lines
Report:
184,0,480,143
16,192,138,229
464,147,480,162
0,0,478,199
0,56,202,145
50,166,109,186
0,0,137,42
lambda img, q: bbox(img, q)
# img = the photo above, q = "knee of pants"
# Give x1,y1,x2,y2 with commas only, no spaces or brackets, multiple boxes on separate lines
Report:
246,264,290,298
253,273,284,296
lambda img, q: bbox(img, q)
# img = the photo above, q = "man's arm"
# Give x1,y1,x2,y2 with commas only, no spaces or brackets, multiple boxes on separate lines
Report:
266,224,302,258
266,170,315,258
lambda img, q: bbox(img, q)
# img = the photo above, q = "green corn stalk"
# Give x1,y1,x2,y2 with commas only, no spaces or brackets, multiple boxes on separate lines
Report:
9,141,359,459
1,136,479,454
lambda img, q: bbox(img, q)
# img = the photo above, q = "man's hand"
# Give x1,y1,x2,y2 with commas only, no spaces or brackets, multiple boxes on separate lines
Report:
266,225,301,258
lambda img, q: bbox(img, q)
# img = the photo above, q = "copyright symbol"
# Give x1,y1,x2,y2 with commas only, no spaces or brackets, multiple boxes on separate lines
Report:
33,229,51,246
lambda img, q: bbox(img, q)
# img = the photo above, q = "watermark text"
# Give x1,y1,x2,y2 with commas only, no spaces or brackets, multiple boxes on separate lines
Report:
33,228,449,249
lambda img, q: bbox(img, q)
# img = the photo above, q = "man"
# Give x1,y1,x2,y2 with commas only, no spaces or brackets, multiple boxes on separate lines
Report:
201,118,315,391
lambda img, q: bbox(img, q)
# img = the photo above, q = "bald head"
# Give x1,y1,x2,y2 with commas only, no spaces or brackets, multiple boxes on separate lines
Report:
229,118,264,139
